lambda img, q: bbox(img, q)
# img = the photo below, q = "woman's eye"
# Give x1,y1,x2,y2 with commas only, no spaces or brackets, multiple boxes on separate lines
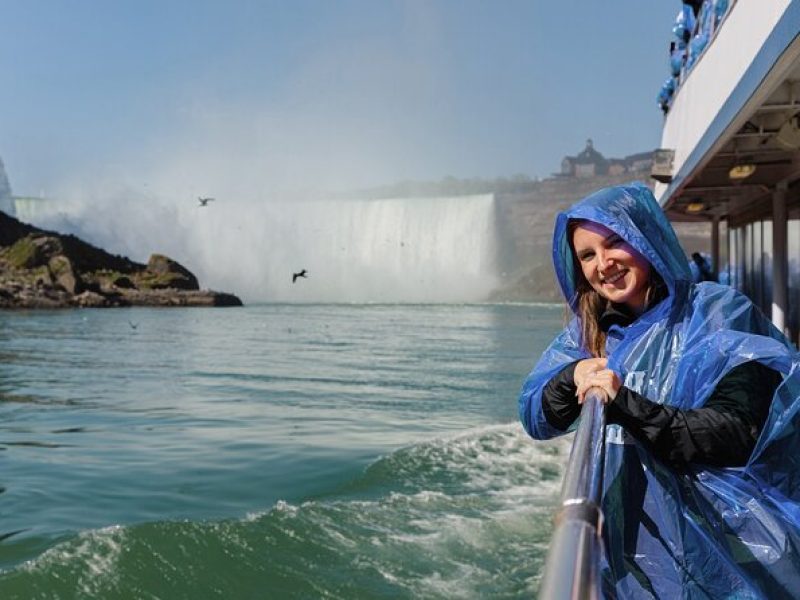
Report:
578,252,594,261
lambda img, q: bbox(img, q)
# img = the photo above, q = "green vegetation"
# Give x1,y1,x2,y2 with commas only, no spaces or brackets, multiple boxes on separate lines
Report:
47,255,71,277
2,236,39,269
87,269,127,285
135,271,189,290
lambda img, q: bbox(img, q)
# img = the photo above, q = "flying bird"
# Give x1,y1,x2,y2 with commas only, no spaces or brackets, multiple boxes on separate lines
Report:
198,197,215,207
292,269,308,283
128,321,139,330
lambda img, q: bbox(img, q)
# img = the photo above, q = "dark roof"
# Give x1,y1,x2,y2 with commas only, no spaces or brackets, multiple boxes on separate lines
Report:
574,139,607,165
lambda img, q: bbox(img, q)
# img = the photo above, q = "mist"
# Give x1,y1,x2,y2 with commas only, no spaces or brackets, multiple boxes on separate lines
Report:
12,4,513,303
29,188,501,303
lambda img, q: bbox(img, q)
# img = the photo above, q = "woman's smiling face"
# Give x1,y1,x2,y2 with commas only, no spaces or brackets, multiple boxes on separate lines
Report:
571,221,652,313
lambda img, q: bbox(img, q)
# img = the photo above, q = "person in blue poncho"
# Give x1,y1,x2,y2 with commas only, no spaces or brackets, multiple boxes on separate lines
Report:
689,251,715,282
519,182,800,598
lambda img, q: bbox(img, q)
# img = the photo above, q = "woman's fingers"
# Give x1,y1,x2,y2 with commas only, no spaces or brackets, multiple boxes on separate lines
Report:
577,383,606,403
575,369,618,403
573,358,608,387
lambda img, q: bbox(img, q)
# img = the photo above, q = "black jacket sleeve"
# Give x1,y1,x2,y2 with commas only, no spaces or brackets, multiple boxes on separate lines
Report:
608,361,780,467
541,361,580,431
541,360,782,468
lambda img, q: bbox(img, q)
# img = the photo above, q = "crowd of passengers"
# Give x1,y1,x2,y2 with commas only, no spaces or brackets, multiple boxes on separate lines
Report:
657,0,731,114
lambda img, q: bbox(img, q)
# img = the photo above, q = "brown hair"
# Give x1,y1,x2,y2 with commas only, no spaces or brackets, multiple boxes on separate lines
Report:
567,220,665,358
575,276,608,358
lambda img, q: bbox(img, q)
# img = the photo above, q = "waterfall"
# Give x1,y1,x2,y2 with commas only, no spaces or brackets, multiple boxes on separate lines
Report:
30,194,501,303
185,195,500,302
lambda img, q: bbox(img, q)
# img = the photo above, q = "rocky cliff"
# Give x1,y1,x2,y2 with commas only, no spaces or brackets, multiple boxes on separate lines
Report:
0,211,242,308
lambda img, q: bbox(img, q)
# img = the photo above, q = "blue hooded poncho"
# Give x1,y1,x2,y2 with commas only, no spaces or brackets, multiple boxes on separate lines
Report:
519,183,800,598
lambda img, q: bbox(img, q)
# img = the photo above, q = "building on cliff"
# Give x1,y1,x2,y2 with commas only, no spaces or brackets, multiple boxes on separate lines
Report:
0,156,15,217
0,154,48,222
560,139,655,179
13,196,49,223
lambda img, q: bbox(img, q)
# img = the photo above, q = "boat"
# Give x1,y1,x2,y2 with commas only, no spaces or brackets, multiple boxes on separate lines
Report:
654,0,800,345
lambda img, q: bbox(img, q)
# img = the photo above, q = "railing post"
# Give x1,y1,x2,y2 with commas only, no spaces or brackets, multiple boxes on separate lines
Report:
538,387,607,599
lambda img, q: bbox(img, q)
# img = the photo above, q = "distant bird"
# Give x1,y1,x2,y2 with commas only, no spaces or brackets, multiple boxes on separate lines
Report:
128,321,139,330
198,197,215,207
292,269,308,283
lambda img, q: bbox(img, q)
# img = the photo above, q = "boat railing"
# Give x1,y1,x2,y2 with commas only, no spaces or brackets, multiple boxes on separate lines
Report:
538,387,607,599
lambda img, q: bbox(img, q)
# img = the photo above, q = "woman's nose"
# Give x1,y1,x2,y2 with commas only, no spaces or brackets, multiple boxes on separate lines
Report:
597,249,613,271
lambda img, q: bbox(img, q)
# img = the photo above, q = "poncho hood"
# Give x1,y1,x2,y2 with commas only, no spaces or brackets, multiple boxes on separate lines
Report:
552,182,692,312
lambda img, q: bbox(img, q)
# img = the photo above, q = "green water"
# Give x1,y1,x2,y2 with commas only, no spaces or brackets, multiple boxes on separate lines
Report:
0,303,568,598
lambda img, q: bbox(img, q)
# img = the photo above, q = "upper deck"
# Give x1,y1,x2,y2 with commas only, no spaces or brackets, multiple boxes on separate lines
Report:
656,0,800,222
654,0,800,342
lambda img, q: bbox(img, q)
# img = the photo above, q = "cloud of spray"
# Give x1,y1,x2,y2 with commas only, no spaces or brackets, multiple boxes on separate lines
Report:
30,190,501,303
22,4,506,303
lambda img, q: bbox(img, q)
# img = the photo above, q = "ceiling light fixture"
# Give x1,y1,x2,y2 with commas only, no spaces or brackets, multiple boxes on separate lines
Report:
729,163,756,180
686,201,705,214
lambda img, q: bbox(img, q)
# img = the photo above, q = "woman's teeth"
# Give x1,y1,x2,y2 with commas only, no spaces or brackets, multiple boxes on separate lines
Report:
603,270,626,284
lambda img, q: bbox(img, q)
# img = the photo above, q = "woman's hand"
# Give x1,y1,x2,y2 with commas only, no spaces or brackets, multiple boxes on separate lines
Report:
573,358,607,388
575,368,621,404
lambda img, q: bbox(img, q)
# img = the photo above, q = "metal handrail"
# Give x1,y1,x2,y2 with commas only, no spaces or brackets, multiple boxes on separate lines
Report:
538,387,607,600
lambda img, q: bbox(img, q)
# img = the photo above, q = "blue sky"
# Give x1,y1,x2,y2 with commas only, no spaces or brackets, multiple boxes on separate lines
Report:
1,1,679,199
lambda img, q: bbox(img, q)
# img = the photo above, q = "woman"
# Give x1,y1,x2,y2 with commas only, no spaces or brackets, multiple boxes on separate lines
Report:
519,183,800,598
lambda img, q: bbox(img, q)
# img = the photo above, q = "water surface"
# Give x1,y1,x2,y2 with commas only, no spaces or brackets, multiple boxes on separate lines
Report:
0,303,568,598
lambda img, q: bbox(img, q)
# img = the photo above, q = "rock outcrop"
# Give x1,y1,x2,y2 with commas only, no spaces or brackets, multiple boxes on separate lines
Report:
0,211,242,309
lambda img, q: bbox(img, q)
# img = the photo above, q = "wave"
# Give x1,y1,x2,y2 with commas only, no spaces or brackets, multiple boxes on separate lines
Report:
0,425,570,599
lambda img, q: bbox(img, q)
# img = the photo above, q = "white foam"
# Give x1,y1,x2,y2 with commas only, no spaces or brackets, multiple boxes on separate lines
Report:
22,525,126,595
